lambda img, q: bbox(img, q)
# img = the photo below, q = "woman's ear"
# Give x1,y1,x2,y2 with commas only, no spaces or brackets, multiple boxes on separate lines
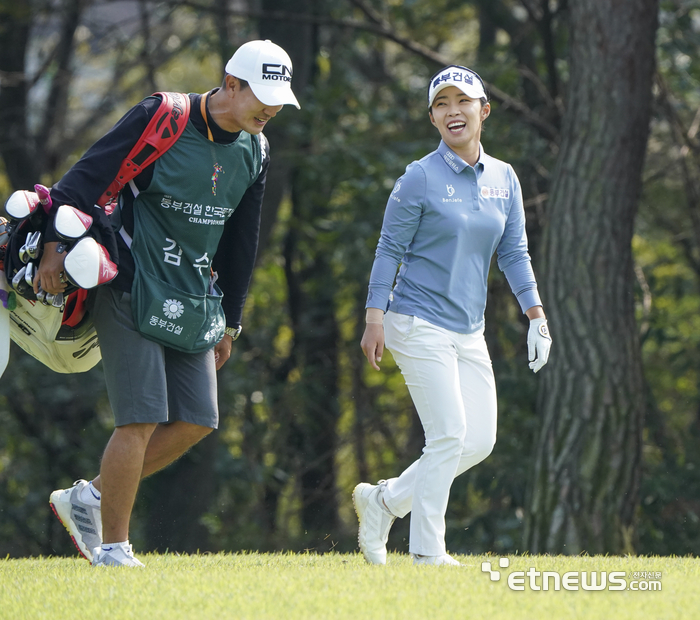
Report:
481,102,491,121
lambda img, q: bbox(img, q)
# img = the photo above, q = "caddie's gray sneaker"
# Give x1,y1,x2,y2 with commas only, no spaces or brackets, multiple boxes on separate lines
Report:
49,479,102,562
353,480,396,565
413,553,462,566
92,542,145,567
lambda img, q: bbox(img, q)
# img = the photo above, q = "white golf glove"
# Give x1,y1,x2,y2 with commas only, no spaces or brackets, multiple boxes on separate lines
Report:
527,318,552,373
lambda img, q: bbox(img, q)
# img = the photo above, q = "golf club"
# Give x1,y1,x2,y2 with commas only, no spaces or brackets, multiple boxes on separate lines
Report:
24,262,35,287
25,230,42,259
19,231,42,263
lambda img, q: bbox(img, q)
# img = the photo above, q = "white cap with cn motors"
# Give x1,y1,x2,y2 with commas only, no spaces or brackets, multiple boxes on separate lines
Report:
225,39,301,109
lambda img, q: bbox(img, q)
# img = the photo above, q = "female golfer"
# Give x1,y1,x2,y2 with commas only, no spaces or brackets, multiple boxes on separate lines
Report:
354,65,551,566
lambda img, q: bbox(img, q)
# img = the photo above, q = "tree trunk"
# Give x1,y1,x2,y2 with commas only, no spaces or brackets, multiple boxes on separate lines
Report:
257,0,316,261
283,181,341,547
259,1,340,546
0,2,38,188
524,0,658,554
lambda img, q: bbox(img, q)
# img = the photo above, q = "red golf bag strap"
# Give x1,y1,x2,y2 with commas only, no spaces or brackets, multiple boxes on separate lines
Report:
97,92,191,210
62,288,90,328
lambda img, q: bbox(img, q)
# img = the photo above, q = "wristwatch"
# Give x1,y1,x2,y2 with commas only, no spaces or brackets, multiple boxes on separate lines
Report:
225,325,242,341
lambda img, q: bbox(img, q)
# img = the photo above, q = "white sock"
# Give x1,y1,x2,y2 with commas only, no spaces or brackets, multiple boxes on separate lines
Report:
79,480,101,507
101,540,130,553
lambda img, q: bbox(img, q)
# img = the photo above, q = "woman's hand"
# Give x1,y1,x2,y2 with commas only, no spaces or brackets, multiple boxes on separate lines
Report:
361,323,385,371
525,305,551,373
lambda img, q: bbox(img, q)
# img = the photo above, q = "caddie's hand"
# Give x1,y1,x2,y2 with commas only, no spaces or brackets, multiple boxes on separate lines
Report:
361,323,385,371
214,333,232,370
527,317,552,373
34,241,68,296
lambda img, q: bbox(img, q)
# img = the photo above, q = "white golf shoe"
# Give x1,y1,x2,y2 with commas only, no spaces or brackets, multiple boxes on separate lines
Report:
49,479,102,562
413,553,462,566
92,542,145,567
353,481,396,565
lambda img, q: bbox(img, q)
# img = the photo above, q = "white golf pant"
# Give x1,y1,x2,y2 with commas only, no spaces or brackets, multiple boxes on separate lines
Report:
381,311,497,556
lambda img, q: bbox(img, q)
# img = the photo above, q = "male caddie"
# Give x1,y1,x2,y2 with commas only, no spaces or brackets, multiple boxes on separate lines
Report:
40,40,299,567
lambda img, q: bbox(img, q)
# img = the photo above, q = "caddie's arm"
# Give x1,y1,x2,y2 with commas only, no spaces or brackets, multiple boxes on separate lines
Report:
211,140,269,370
47,100,155,219
37,98,161,296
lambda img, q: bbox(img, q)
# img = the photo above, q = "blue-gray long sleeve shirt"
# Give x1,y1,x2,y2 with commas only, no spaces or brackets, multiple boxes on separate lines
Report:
366,140,542,334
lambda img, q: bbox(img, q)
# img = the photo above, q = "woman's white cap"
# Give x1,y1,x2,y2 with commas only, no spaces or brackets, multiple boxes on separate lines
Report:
428,65,486,107
225,40,301,109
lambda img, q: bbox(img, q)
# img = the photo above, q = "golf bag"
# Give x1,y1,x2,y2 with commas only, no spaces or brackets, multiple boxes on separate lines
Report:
0,92,191,375
7,288,100,374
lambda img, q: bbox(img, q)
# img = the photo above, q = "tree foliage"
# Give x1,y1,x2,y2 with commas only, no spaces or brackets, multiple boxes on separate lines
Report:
1,0,700,558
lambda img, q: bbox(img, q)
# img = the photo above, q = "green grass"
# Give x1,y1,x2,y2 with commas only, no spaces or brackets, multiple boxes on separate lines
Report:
0,552,695,619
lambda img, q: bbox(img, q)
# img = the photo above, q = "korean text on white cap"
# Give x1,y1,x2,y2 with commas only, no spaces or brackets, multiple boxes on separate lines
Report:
225,39,301,109
428,65,486,108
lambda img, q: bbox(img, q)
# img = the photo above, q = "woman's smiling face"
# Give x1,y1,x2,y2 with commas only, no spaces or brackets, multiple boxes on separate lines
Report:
429,86,490,162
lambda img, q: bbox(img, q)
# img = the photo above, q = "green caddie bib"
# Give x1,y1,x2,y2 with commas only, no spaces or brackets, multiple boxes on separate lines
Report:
128,120,262,352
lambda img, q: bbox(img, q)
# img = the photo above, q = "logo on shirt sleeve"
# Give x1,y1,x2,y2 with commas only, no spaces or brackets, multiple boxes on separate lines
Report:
390,180,402,202
481,187,510,199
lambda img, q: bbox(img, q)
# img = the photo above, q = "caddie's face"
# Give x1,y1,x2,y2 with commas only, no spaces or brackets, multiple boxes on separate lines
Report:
429,86,490,153
227,78,283,135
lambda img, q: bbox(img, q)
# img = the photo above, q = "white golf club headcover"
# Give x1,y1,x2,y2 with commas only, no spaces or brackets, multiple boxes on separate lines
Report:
54,204,93,240
63,237,118,289
5,190,40,221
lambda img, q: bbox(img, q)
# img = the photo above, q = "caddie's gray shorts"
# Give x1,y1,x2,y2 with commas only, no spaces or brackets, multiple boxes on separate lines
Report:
88,287,219,428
